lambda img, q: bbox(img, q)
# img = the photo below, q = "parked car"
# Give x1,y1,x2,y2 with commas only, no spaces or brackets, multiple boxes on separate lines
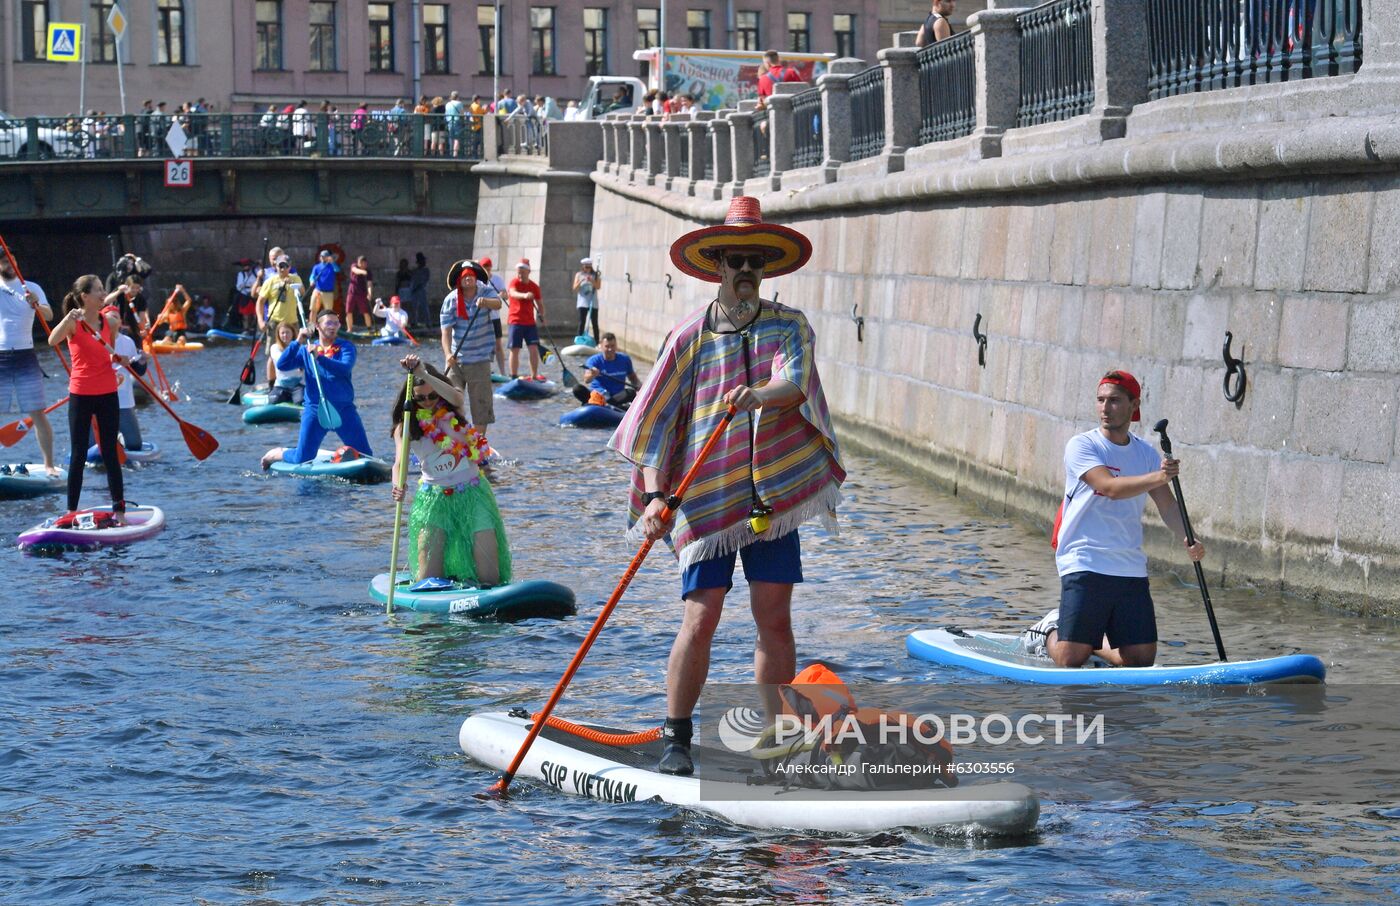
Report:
0,111,83,159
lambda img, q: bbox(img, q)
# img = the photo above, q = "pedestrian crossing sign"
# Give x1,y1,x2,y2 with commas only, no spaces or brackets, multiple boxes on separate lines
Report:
47,23,82,62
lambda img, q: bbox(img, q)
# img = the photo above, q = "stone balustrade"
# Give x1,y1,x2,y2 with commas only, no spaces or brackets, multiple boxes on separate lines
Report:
596,0,1387,195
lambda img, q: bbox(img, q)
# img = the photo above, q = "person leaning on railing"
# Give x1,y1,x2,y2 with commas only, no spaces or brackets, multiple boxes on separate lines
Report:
916,0,956,48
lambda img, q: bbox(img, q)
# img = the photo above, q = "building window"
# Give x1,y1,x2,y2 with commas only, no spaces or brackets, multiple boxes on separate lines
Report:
636,7,657,77
20,0,49,60
530,6,554,75
255,0,282,69
833,13,854,59
477,5,496,75
686,9,709,49
91,0,117,63
735,10,760,52
156,0,185,64
369,2,394,71
308,0,336,71
584,7,608,76
786,12,810,53
424,3,448,73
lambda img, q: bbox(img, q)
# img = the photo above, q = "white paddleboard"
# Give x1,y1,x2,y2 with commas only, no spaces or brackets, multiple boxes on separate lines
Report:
460,711,1039,835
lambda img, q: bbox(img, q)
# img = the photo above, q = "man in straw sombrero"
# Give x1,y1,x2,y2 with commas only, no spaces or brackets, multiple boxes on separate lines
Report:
609,196,845,775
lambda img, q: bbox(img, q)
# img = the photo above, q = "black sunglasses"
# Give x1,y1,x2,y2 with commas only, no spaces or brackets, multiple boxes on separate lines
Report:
413,389,439,402
277,263,290,269
723,253,769,270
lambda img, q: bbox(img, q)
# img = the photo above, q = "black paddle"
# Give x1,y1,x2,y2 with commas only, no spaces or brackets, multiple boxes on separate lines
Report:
228,237,270,404
1153,419,1228,662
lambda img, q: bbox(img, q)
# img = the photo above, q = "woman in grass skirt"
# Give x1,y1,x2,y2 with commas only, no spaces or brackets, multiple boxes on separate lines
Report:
390,354,510,590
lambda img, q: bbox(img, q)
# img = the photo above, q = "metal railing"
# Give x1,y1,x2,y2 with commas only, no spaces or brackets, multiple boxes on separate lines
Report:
1147,0,1362,100
752,114,771,177
1017,0,1095,127
848,65,887,161
918,31,976,144
679,131,691,178
498,114,548,157
792,89,823,168
0,112,485,162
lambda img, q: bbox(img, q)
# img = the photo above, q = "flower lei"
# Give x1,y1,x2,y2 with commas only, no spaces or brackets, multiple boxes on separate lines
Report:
415,405,491,462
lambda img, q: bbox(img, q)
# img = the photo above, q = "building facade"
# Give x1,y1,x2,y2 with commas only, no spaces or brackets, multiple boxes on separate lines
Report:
2,0,886,116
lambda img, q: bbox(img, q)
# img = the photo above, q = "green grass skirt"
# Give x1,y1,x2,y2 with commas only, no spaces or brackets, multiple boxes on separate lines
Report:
407,479,512,586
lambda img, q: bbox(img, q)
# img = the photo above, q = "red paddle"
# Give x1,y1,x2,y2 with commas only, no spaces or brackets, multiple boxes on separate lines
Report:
0,396,68,447
489,404,738,795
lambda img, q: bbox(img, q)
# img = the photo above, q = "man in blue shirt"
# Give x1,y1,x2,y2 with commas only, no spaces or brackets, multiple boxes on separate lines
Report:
260,310,373,468
572,332,641,408
308,250,340,320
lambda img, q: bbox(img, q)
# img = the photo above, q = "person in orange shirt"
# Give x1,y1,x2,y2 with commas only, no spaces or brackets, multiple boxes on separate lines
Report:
151,283,193,343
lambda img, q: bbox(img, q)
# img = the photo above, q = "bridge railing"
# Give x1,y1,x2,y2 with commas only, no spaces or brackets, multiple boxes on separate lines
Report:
0,112,485,162
1017,0,1095,127
918,31,977,145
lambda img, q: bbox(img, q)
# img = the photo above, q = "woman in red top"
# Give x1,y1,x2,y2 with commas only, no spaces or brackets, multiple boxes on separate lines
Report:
48,274,128,518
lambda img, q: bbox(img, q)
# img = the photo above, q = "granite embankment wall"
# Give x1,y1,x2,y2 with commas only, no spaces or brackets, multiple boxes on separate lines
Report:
589,108,1400,617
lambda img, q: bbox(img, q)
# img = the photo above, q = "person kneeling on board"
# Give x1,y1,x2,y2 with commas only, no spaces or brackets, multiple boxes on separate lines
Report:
571,332,641,408
260,310,372,468
1026,371,1205,668
390,354,510,592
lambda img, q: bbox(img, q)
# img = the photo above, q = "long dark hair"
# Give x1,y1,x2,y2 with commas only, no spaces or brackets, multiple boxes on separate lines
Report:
389,363,467,440
62,274,103,314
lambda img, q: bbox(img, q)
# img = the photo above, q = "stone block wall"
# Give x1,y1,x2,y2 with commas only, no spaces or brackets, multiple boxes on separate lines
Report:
590,162,1400,616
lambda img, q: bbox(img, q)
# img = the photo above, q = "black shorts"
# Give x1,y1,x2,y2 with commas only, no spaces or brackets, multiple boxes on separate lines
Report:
1058,571,1157,648
491,319,503,339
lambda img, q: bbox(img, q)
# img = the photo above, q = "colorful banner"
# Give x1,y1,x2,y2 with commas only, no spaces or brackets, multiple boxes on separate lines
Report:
661,52,828,111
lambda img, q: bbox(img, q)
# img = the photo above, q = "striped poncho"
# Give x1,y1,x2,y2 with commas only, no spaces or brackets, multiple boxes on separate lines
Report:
608,299,845,570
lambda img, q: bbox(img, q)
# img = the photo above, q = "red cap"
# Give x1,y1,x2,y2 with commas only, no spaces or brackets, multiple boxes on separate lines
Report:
517,258,531,269
389,295,401,306
479,256,492,269
1099,370,1142,421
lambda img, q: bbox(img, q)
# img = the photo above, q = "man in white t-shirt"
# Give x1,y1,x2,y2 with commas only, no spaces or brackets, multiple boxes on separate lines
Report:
1029,371,1204,669
0,255,58,474
479,257,508,375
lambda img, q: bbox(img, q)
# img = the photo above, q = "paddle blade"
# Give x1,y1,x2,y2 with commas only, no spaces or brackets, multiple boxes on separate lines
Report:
317,400,342,431
0,417,31,447
180,420,220,461
561,368,578,389
227,384,242,405
116,441,128,466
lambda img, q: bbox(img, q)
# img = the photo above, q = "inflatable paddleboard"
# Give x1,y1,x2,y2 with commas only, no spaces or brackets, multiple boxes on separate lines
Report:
368,573,576,620
560,404,624,429
339,330,377,344
149,341,204,354
18,504,165,551
371,335,410,346
497,378,559,400
0,463,66,500
907,627,1326,685
267,448,392,483
561,343,596,358
86,441,161,465
491,373,510,384
459,711,1040,835
243,403,303,425
204,328,256,343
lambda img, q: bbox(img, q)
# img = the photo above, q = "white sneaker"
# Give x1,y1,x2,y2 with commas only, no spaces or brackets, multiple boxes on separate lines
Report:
1019,609,1059,658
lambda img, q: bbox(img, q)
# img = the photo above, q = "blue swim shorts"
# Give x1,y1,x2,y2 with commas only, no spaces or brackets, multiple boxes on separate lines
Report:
680,530,803,600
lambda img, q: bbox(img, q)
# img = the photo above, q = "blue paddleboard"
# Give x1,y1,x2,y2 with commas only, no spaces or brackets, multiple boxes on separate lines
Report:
368,572,576,620
906,627,1326,685
560,404,624,429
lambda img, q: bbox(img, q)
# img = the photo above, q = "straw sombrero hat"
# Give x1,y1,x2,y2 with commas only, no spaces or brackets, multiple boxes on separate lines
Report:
669,196,812,283
446,259,489,291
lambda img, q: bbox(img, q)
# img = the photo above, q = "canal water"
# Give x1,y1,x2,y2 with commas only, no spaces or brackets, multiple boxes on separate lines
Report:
2,343,1397,904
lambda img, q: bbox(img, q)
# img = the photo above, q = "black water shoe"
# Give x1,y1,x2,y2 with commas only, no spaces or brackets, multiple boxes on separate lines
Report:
658,740,693,776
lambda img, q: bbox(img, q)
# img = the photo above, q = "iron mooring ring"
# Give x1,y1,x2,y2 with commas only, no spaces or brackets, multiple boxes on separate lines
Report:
1222,330,1247,405
972,313,988,368
850,303,865,343
664,274,673,298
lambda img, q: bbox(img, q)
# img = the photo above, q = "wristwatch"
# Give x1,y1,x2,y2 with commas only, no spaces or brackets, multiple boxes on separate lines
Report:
642,491,666,507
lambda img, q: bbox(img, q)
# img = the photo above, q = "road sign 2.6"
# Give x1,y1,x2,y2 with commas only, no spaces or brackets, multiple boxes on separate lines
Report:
164,159,193,188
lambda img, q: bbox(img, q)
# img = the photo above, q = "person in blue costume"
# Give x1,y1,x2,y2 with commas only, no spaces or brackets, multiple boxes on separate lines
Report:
570,332,641,407
260,309,373,468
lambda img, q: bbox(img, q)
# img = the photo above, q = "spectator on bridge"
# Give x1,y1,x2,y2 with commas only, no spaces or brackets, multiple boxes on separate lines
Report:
350,101,370,155
389,98,409,154
429,96,448,156
757,51,803,99
496,90,517,115
916,0,956,47
137,99,154,157
445,91,468,157
564,100,581,122
292,100,313,153
539,96,563,121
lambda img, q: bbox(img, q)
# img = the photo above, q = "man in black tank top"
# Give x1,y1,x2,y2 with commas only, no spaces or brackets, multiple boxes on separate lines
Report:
916,0,957,48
